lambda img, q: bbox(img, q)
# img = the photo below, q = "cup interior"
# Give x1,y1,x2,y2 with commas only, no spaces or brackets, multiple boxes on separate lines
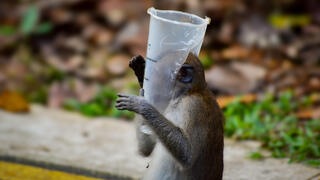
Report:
148,8,209,26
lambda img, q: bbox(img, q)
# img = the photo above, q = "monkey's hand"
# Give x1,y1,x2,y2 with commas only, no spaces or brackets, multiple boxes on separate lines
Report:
115,94,150,114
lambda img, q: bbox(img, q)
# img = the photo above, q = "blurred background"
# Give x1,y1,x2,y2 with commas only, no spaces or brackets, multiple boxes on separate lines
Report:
0,0,319,169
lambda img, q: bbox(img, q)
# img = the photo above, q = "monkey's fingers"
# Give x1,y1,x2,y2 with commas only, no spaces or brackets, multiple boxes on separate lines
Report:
116,104,136,112
115,102,129,109
117,94,130,98
115,105,128,110
139,89,144,97
115,102,129,107
116,97,130,103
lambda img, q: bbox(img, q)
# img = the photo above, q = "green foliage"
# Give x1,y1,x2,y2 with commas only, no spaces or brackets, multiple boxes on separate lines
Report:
64,87,134,119
199,54,214,69
27,86,48,104
305,159,320,166
34,22,53,34
249,152,264,160
0,6,53,37
269,14,311,29
224,91,320,166
20,6,39,35
45,67,66,83
0,25,17,36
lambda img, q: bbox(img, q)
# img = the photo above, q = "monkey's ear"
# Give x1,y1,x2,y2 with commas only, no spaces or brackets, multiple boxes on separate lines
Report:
177,64,194,83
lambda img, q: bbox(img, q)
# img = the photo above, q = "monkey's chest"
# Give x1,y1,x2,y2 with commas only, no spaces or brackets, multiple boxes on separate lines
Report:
164,106,187,129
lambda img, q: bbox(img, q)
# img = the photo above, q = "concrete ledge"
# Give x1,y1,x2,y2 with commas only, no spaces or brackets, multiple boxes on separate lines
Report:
0,105,318,180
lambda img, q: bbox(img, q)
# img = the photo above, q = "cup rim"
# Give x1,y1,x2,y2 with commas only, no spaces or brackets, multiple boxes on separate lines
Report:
147,7,210,27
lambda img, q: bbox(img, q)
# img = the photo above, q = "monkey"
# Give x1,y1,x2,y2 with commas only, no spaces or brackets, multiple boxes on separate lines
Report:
116,53,224,180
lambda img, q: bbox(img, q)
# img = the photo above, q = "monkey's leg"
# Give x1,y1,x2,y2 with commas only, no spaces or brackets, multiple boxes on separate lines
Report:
116,94,193,168
135,89,156,156
129,55,145,88
135,115,156,156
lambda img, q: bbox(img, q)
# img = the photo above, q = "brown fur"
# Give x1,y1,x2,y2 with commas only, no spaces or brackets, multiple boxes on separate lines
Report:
116,53,224,180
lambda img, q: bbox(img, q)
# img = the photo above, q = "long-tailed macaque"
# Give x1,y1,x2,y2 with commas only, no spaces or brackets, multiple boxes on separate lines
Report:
116,53,224,180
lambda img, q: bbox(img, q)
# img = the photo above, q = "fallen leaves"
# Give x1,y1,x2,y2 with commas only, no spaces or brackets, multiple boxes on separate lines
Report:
265,67,320,96
0,0,319,122
217,94,257,108
48,80,98,108
205,62,266,94
0,90,30,112
106,54,130,76
295,93,320,119
221,45,250,60
295,108,320,119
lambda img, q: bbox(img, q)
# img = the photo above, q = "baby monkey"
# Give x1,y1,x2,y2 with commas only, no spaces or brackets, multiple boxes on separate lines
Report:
115,53,224,180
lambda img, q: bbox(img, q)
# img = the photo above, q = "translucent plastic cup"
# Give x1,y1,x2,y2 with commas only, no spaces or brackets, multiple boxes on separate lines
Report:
143,7,210,112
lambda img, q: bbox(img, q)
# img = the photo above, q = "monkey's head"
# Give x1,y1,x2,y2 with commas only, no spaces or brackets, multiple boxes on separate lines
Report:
173,53,207,98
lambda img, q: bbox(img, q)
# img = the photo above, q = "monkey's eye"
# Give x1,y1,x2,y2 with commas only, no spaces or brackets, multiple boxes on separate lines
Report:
177,64,194,83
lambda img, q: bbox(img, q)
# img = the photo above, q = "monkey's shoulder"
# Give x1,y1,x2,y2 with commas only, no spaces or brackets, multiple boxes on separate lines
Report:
171,91,221,123
184,90,220,111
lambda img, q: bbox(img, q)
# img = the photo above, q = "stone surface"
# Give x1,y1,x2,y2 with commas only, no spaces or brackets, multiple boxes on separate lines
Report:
223,140,320,180
0,105,319,180
0,105,149,179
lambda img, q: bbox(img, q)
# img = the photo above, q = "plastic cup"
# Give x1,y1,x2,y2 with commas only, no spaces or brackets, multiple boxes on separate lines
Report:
143,7,210,112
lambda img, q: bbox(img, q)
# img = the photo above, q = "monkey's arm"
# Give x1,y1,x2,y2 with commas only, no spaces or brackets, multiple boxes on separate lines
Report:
116,94,192,168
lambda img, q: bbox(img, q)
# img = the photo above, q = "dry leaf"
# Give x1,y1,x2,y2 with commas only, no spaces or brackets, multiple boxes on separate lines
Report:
0,90,30,112
83,24,113,45
295,107,320,119
221,45,250,59
217,94,257,108
49,8,73,24
48,82,71,108
106,54,130,76
91,29,113,45
205,62,265,94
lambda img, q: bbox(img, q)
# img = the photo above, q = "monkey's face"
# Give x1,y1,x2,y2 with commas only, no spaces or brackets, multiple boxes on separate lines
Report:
173,53,206,99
